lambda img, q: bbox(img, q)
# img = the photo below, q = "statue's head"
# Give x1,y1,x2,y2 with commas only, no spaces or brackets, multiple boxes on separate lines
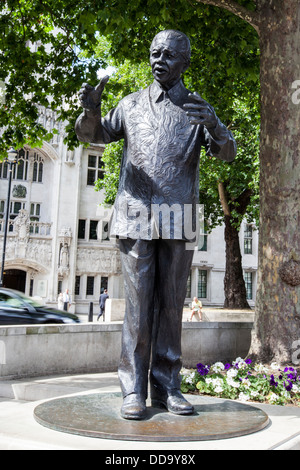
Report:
150,30,191,89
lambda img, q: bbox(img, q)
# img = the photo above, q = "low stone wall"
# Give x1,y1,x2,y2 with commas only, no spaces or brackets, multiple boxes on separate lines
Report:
0,322,253,380
105,299,255,323
181,322,252,368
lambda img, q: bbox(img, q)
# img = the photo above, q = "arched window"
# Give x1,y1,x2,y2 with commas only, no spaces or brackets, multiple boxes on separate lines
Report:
13,148,29,181
32,153,44,182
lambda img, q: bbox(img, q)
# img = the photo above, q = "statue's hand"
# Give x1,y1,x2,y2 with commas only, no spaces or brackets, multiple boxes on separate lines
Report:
78,75,109,111
183,92,218,129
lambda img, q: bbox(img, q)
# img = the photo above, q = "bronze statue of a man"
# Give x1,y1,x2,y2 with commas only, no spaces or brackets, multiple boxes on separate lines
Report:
75,30,236,420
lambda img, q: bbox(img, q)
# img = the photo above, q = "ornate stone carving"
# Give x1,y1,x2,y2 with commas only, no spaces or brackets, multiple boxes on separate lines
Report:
65,149,75,165
26,239,52,268
76,247,122,275
14,210,30,257
58,227,72,277
12,184,27,198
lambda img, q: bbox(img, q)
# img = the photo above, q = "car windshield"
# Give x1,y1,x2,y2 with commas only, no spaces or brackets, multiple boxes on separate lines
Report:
0,292,24,308
0,291,43,309
16,292,44,308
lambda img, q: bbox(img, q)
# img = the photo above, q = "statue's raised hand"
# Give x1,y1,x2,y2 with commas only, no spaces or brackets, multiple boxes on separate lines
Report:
78,75,109,111
183,92,218,129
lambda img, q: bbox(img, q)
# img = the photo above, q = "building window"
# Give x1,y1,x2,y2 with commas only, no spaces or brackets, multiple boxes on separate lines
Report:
87,154,104,186
89,220,98,240
244,272,253,300
100,276,108,293
198,223,208,252
30,203,41,233
101,221,110,241
32,153,44,182
30,203,40,220
0,200,4,218
78,219,86,239
75,276,80,295
86,276,94,295
13,148,29,181
57,280,62,296
29,279,34,297
198,269,207,299
10,201,26,220
244,224,253,254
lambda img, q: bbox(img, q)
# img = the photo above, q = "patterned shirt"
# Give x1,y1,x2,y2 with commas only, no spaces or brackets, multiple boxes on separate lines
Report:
75,79,236,241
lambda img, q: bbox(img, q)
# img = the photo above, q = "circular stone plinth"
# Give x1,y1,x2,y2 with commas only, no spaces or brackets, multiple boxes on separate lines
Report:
34,392,269,442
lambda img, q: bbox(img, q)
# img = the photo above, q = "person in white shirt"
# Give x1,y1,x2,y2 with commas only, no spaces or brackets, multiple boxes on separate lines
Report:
190,297,203,321
62,289,71,311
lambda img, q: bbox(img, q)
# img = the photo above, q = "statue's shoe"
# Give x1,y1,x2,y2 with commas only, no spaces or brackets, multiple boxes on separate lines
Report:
120,393,147,420
151,390,194,415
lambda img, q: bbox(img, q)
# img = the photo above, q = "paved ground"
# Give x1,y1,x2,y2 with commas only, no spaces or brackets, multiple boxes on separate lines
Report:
0,372,300,451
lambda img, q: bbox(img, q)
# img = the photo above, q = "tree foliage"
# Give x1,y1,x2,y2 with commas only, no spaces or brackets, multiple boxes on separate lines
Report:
0,0,105,154
0,0,259,156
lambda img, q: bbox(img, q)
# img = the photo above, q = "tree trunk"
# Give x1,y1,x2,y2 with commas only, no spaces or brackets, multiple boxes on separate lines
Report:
249,1,300,363
197,0,300,362
218,182,251,309
223,215,250,309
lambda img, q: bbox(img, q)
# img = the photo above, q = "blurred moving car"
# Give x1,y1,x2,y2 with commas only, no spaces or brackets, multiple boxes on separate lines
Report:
0,288,80,325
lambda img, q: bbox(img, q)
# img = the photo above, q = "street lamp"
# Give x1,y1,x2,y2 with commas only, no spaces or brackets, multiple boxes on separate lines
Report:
0,147,18,288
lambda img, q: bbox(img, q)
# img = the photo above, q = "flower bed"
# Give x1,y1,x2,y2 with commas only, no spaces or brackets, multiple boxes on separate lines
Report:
180,358,300,406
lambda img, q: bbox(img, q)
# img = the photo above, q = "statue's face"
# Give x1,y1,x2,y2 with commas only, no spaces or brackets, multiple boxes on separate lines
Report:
150,35,188,89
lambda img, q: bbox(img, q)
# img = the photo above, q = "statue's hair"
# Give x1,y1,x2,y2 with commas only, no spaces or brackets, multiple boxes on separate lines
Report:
150,30,191,64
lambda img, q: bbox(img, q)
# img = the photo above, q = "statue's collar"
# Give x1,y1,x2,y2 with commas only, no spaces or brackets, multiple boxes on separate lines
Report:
150,79,188,105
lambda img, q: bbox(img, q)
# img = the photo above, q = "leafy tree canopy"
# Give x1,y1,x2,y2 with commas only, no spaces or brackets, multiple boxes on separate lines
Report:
0,0,259,156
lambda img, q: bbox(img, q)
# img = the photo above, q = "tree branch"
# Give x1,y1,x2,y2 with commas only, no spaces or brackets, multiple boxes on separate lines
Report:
218,182,231,217
194,0,260,33
235,188,253,216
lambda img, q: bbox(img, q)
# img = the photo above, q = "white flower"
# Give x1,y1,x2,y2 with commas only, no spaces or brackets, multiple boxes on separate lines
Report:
254,363,268,374
233,357,247,368
185,372,196,384
282,390,289,399
231,357,248,370
227,368,238,378
211,362,225,373
250,390,259,397
212,378,223,387
227,377,240,388
238,392,250,402
240,378,250,389
214,385,224,394
269,393,279,404
234,357,244,364
270,362,280,370
292,384,300,394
